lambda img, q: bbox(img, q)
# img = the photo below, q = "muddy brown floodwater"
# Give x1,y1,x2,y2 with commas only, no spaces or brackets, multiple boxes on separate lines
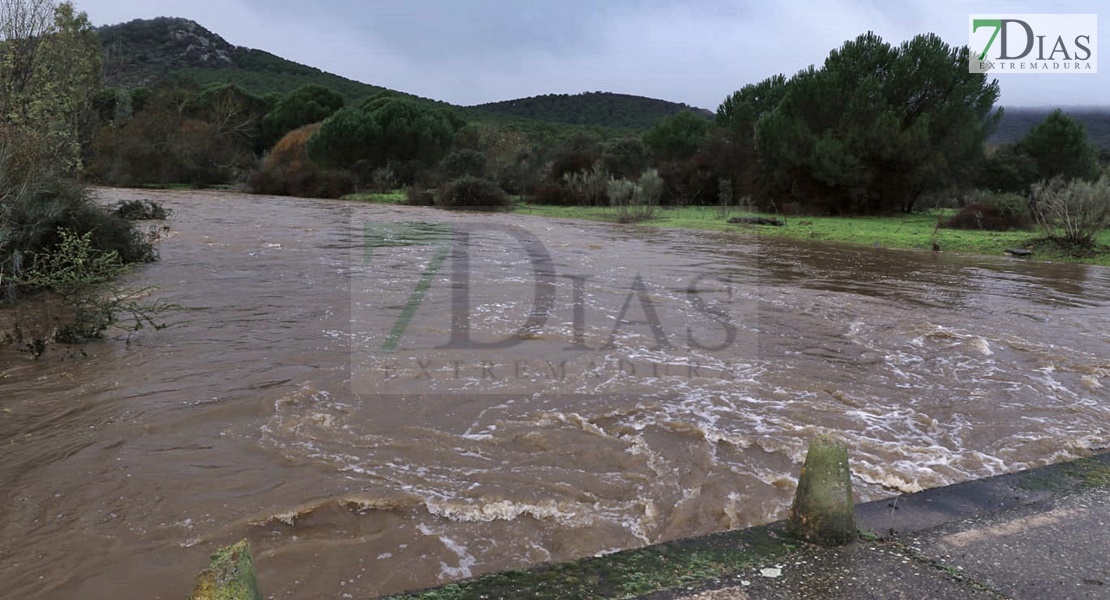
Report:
0,188,1107,599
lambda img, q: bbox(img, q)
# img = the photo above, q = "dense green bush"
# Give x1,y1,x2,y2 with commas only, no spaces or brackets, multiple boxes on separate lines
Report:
439,148,487,179
978,144,1038,193
941,192,1032,231
435,177,511,211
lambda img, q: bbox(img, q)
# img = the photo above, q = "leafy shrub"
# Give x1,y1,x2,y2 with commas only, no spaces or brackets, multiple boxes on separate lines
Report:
941,192,1032,231
562,162,609,207
607,168,662,223
638,168,664,208
1029,176,1110,248
435,177,511,211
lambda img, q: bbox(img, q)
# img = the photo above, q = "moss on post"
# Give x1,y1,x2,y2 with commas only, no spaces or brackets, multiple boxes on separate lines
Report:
190,540,263,600
787,434,857,545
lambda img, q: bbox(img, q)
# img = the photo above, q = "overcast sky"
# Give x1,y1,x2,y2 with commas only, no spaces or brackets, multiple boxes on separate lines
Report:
75,0,1106,110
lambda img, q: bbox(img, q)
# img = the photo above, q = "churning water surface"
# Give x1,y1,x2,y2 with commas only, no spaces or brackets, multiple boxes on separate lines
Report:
0,189,1107,599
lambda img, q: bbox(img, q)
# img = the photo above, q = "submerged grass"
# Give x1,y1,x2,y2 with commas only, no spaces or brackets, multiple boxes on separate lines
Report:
343,191,407,204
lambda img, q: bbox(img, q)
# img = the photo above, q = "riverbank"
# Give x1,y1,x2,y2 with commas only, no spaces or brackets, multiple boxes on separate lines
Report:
513,204,1110,268
382,452,1110,600
339,192,1110,267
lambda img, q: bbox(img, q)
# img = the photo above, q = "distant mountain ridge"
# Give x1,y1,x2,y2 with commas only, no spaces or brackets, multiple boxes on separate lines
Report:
470,92,714,130
96,17,711,130
991,107,1110,149
98,17,388,99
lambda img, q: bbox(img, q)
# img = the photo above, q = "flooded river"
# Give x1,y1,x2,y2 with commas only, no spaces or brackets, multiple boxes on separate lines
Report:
0,188,1107,599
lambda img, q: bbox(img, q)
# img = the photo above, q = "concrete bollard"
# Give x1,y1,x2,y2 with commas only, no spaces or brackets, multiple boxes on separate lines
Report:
786,434,857,545
190,540,263,600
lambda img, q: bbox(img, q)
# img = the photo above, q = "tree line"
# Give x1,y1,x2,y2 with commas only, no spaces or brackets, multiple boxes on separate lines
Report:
5,1,1109,275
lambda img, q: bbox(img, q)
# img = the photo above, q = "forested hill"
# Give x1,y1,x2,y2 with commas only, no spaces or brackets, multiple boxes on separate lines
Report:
470,92,714,130
96,18,709,131
98,17,386,99
992,107,1110,148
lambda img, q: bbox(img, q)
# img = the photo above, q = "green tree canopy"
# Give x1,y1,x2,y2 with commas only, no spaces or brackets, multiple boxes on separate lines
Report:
642,110,710,162
716,74,788,142
601,137,648,180
260,84,344,148
1018,109,1101,184
305,105,381,168
753,32,1001,214
0,0,102,170
306,95,460,173
370,96,458,166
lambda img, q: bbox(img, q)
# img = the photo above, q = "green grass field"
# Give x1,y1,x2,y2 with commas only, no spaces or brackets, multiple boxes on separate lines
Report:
340,192,1110,266
514,204,1110,267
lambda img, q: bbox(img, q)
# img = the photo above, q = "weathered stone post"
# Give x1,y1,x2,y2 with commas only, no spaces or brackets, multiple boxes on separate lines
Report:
190,539,263,600
787,434,857,545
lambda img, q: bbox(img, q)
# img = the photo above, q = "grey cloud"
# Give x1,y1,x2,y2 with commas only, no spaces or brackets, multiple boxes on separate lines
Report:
76,0,1109,108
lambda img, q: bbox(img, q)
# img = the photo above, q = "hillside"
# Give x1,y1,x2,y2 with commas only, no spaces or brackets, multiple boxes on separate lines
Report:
96,17,704,132
98,17,385,100
471,92,713,130
991,107,1110,149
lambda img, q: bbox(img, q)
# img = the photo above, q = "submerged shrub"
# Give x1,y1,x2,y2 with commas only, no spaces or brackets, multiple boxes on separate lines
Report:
404,186,436,206
4,229,176,357
114,200,170,221
435,177,511,211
